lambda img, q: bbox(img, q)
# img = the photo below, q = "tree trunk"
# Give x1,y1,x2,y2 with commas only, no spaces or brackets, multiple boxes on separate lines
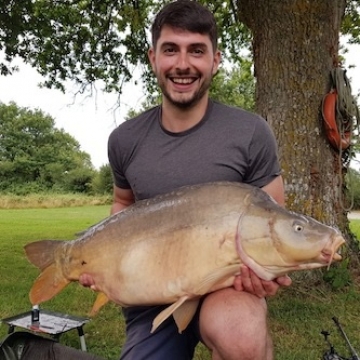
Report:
237,0,351,234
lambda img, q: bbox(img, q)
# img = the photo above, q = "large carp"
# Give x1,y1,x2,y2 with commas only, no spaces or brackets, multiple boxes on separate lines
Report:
25,182,345,333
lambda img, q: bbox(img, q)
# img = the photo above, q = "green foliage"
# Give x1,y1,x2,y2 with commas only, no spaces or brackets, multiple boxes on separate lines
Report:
1,0,149,92
342,0,360,44
2,181,48,196
62,168,95,193
0,102,94,194
346,167,360,209
322,258,352,289
91,164,113,195
210,59,255,111
323,217,360,290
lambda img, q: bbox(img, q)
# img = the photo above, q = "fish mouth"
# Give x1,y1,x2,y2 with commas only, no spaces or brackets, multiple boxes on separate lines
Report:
319,234,345,268
320,249,342,263
267,234,345,276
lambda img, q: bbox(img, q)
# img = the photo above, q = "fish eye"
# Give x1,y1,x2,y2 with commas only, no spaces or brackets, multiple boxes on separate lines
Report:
293,222,304,232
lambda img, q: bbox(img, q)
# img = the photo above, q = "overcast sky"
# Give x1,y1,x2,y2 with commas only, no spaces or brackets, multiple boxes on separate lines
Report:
0,43,359,169
0,58,145,169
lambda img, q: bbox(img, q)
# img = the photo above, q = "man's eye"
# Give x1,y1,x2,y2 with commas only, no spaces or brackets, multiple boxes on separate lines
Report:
164,48,176,53
192,49,204,54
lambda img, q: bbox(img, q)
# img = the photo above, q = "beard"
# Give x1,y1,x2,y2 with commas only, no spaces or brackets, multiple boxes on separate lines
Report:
158,74,213,109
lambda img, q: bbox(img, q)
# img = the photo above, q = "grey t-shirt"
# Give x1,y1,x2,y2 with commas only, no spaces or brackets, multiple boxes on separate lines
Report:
108,100,281,201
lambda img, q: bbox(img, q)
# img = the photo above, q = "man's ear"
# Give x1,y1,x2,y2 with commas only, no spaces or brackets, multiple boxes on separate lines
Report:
148,47,156,72
212,49,222,75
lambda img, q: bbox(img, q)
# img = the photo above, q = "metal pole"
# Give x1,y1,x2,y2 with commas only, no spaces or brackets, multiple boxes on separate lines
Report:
332,317,360,360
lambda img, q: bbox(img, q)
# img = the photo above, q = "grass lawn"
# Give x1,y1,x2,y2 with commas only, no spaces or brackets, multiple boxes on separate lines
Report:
0,206,359,359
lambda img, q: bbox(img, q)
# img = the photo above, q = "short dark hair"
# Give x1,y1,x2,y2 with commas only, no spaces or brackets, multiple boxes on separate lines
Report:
151,0,218,51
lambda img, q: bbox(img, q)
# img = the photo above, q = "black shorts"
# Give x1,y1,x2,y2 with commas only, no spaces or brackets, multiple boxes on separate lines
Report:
119,304,202,360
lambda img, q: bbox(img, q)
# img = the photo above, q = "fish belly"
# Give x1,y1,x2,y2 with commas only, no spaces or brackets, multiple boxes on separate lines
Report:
90,214,241,307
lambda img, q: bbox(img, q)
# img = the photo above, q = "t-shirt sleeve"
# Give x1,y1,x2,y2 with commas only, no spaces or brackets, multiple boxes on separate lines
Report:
107,127,132,189
244,116,281,188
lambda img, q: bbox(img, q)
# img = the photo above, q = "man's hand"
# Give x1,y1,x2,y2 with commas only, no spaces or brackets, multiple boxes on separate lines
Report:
234,265,292,297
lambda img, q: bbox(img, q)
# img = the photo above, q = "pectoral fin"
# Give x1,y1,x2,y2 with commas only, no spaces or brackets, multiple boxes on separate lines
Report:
151,264,240,334
193,264,241,295
90,292,109,316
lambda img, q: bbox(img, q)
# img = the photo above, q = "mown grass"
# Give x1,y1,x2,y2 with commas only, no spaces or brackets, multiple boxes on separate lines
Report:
350,219,360,237
0,205,359,359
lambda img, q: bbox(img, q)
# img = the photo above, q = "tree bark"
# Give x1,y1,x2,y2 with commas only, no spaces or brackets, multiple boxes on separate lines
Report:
237,0,349,231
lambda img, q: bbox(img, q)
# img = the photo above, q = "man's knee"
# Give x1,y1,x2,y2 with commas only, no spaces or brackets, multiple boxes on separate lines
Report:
199,288,271,360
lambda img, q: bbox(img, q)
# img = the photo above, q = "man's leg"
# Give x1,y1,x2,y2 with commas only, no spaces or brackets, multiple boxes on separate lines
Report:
199,288,272,360
120,305,199,360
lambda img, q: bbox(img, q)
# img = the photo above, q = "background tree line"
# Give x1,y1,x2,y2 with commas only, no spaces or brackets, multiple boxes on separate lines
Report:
0,102,113,195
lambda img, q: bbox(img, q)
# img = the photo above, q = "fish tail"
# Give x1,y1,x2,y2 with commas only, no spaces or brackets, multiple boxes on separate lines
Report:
24,240,70,305
24,240,63,270
29,264,70,305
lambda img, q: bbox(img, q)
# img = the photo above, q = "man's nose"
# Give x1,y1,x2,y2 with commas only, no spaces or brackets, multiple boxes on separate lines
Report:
176,51,190,70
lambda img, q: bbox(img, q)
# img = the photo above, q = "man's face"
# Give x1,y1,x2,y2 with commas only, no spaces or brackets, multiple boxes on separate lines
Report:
148,26,221,109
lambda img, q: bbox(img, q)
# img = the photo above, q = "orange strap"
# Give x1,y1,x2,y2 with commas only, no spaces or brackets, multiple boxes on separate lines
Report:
322,90,351,151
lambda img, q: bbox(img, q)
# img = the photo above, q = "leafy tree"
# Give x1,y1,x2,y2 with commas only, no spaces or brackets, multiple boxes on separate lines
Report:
91,164,113,195
0,102,93,192
63,167,95,193
210,59,255,111
1,1,359,247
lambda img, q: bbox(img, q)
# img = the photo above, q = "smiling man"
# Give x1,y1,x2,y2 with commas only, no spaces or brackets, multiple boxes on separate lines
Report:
82,1,291,359
148,25,220,118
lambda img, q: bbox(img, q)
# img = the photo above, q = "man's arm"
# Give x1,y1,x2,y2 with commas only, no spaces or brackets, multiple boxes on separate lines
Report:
111,185,135,215
261,174,285,206
234,175,292,297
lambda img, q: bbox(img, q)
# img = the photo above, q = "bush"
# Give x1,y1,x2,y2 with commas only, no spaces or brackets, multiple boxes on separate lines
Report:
2,181,48,196
62,168,95,194
91,164,113,195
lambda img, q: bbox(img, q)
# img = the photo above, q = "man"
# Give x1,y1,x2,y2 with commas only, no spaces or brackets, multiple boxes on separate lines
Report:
81,1,291,359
